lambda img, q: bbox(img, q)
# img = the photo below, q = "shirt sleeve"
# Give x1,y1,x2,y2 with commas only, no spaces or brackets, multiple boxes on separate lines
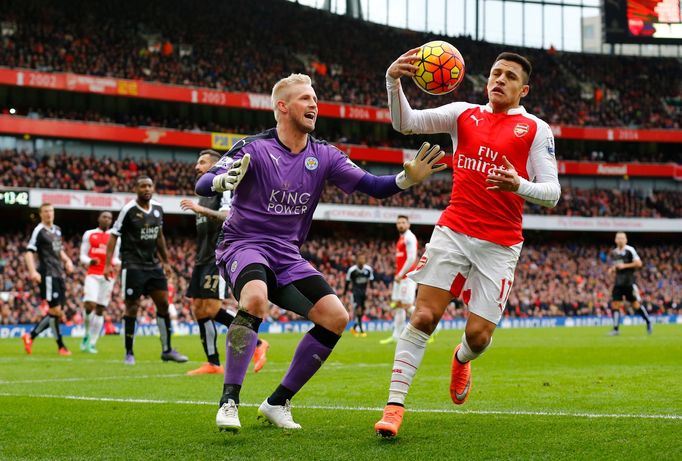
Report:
514,121,561,208
209,139,247,175
112,236,122,266
629,247,641,261
368,266,375,281
326,147,366,194
397,232,418,278
346,267,353,282
386,75,468,135
79,231,92,265
26,225,41,252
111,206,128,236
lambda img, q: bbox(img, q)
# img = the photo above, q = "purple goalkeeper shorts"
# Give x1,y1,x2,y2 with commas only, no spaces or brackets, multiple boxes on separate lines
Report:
216,238,321,289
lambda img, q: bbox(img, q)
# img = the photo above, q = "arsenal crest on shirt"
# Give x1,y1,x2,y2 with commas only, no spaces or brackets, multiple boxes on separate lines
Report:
513,123,529,137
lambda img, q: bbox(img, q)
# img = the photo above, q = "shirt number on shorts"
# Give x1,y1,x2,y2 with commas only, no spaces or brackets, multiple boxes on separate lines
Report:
203,275,220,291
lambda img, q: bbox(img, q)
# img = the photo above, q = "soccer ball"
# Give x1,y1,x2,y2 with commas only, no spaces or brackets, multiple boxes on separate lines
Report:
412,41,465,95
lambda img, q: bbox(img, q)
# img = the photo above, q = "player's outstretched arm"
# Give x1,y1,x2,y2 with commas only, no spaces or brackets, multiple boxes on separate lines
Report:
196,154,250,196
354,142,446,198
386,49,464,135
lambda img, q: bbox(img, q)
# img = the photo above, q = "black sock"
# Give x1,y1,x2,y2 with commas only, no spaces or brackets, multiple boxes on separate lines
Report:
157,314,172,353
124,316,136,354
233,309,262,332
49,315,65,349
356,310,364,333
31,315,51,339
213,308,234,328
197,317,210,360
267,384,296,407
637,306,651,325
220,383,242,406
198,318,220,365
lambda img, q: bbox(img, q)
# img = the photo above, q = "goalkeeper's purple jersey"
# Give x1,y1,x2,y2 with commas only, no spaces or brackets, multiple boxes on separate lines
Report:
211,128,365,251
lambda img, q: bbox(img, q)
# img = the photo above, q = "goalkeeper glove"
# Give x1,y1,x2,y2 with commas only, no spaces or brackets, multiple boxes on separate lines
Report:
212,154,251,192
396,142,447,189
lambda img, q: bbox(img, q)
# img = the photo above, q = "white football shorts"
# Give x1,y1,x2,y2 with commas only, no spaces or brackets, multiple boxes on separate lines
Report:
83,274,115,306
408,226,522,324
391,277,417,306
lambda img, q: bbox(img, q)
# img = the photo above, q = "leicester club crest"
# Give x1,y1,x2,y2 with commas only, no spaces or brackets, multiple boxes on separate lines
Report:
305,157,319,171
513,123,529,137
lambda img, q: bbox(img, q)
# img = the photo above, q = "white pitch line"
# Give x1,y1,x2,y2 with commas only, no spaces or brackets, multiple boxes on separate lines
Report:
0,362,388,385
0,392,679,421
0,373,186,385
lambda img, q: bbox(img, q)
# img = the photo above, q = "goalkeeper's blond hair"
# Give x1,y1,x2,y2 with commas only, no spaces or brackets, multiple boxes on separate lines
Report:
271,73,312,122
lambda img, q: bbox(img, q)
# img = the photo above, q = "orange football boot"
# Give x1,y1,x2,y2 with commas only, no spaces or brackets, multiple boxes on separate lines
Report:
374,404,405,438
22,333,33,355
253,339,269,373
186,363,224,376
450,344,472,405
58,347,72,356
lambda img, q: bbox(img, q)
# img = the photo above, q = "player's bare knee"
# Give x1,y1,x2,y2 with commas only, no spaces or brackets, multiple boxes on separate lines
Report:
465,329,491,352
333,309,350,332
95,305,105,316
156,303,169,316
312,304,348,335
239,291,269,318
410,307,439,334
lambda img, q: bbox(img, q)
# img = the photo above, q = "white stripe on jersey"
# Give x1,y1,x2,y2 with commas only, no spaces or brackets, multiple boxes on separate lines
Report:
111,201,137,236
27,223,45,252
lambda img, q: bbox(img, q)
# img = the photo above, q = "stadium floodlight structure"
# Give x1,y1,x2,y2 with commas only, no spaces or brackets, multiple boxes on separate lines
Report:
300,0,682,55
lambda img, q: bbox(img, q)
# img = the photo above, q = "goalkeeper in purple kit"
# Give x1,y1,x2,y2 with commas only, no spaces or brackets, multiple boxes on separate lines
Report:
195,73,445,432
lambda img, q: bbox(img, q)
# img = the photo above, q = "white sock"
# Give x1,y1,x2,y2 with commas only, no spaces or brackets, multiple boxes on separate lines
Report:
434,321,442,335
392,309,406,340
387,323,431,405
83,309,90,334
456,333,492,363
88,312,104,345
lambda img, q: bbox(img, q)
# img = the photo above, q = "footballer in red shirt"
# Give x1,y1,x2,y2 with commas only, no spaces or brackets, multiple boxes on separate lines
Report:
375,51,561,438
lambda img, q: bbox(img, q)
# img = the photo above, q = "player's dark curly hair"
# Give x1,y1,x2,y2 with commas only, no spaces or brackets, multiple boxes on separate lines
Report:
199,149,221,160
495,52,532,83
135,175,153,185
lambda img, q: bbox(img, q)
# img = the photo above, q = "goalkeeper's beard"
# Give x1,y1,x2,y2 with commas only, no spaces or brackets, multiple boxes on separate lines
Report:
293,117,315,134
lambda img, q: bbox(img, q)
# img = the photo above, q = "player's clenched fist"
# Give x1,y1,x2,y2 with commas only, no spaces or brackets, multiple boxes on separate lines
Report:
212,154,251,192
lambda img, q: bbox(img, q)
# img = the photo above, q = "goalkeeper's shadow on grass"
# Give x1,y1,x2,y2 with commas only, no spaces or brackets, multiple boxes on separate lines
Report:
214,424,300,445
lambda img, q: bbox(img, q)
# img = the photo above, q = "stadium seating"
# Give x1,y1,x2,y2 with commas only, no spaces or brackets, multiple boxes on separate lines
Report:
2,149,679,217
1,231,679,326
1,0,680,128
5,108,680,162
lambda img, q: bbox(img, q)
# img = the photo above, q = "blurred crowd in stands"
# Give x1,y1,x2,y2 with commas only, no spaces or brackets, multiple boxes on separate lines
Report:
5,107,680,163
1,0,680,129
1,231,679,327
2,149,680,217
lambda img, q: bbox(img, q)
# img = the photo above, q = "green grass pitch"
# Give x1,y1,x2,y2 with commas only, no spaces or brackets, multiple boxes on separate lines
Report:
1,325,681,460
